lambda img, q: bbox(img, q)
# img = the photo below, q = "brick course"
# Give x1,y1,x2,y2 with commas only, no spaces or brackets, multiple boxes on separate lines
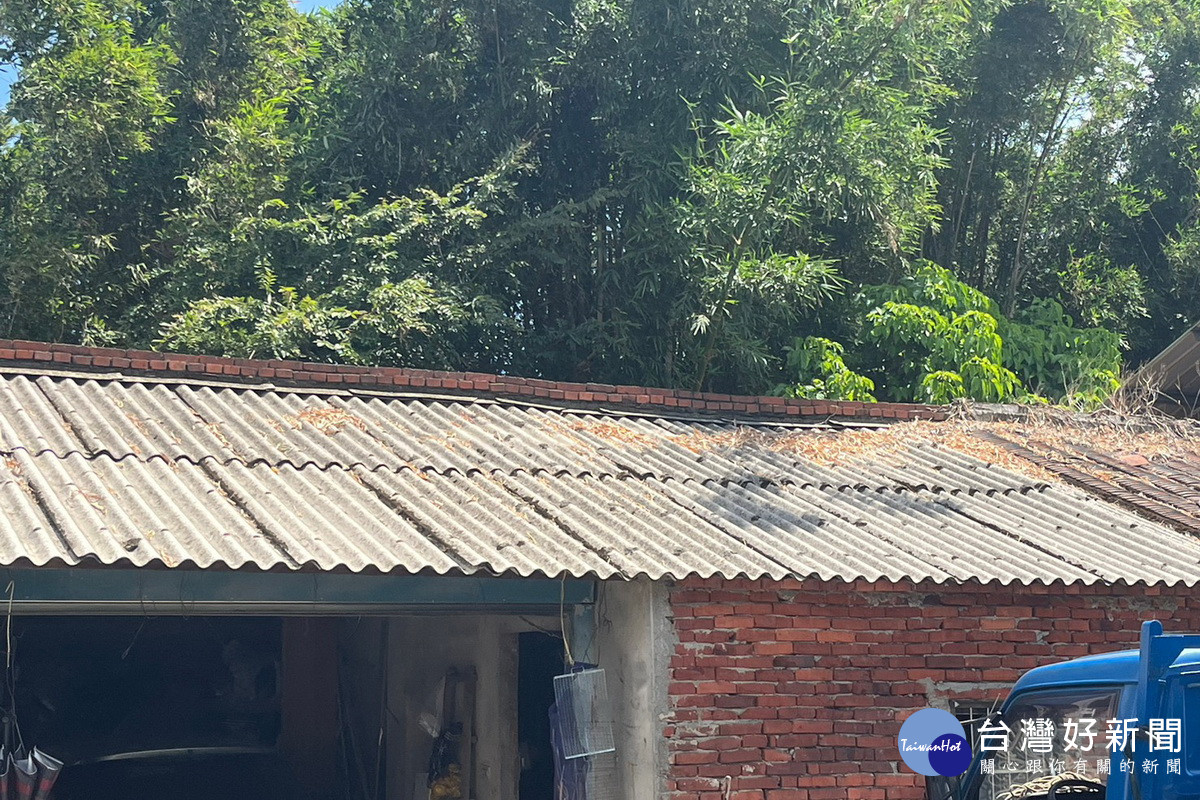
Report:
0,339,947,422
667,576,1192,800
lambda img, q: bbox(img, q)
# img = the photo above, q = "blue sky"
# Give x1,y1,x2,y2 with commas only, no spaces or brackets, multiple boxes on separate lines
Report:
1,1,334,109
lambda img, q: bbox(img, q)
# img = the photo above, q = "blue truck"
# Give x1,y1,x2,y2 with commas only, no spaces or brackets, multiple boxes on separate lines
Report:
946,621,1200,800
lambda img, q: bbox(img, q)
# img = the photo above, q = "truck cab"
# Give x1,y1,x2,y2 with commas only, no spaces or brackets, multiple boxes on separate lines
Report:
953,621,1200,800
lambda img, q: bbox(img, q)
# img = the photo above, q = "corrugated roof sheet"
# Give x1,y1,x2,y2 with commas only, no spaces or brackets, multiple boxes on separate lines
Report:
0,370,1198,584
983,430,1200,540
1140,320,1200,405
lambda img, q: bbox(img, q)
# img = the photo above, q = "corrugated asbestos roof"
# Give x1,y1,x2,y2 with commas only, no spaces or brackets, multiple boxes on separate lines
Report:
0,370,1198,584
982,431,1200,540
1140,320,1200,405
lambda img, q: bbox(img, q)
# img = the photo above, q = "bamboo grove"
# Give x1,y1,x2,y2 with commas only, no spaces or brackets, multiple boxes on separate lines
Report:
3,0,1200,404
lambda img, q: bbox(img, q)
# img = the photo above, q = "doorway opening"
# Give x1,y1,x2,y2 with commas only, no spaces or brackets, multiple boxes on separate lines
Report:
517,631,564,799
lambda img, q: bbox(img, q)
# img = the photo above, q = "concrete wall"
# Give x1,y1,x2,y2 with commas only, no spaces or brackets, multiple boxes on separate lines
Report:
281,618,340,800
592,579,674,799
384,614,558,800
332,586,672,800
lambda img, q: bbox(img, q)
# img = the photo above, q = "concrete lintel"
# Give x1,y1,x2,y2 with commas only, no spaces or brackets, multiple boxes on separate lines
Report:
0,567,595,614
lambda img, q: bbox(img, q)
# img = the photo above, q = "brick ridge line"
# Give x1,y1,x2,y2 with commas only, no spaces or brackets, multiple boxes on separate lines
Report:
0,339,949,422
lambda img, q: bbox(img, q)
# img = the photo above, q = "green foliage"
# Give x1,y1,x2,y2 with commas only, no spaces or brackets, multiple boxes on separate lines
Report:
918,371,968,404
158,150,528,369
673,0,961,389
925,0,1200,360
780,263,1121,407
157,273,471,365
856,263,1023,402
0,0,310,340
158,284,361,363
776,338,876,402
0,0,1195,408
1002,298,1123,408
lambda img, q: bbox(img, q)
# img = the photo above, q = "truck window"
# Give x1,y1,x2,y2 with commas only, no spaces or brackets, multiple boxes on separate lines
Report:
954,701,1001,751
973,688,1120,800
1185,683,1200,774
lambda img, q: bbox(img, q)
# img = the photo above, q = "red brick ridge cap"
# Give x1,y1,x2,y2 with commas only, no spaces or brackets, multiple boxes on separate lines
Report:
0,339,949,421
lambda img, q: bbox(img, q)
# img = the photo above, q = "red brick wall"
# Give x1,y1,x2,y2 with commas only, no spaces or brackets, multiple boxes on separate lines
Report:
667,576,1195,800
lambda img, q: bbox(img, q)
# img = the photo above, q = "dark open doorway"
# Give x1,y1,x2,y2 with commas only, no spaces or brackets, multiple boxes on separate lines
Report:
518,631,563,799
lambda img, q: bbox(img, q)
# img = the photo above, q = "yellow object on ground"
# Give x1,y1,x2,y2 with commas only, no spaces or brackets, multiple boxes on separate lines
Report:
429,763,463,799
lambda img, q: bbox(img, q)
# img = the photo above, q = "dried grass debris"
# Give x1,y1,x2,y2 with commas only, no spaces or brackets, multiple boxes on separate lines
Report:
565,418,661,449
293,407,368,436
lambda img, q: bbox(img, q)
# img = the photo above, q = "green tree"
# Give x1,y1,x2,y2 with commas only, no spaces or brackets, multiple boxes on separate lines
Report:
669,0,965,391
0,0,310,342
779,263,1122,407
2,0,1196,407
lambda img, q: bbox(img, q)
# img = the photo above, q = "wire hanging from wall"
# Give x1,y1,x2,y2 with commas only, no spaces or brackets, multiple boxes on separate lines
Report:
4,581,22,757
0,582,64,800
559,577,574,668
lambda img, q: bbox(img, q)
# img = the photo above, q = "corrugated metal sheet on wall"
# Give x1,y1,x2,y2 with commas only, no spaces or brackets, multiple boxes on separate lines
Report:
0,372,1197,585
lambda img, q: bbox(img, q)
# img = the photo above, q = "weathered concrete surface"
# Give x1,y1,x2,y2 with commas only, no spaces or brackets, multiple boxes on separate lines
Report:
595,578,674,799
385,614,557,800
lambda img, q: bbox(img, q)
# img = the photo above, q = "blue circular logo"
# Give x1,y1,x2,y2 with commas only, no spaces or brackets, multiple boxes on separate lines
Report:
898,708,973,777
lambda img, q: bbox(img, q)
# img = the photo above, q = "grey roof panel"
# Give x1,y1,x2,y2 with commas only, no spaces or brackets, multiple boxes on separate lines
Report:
0,372,1195,584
